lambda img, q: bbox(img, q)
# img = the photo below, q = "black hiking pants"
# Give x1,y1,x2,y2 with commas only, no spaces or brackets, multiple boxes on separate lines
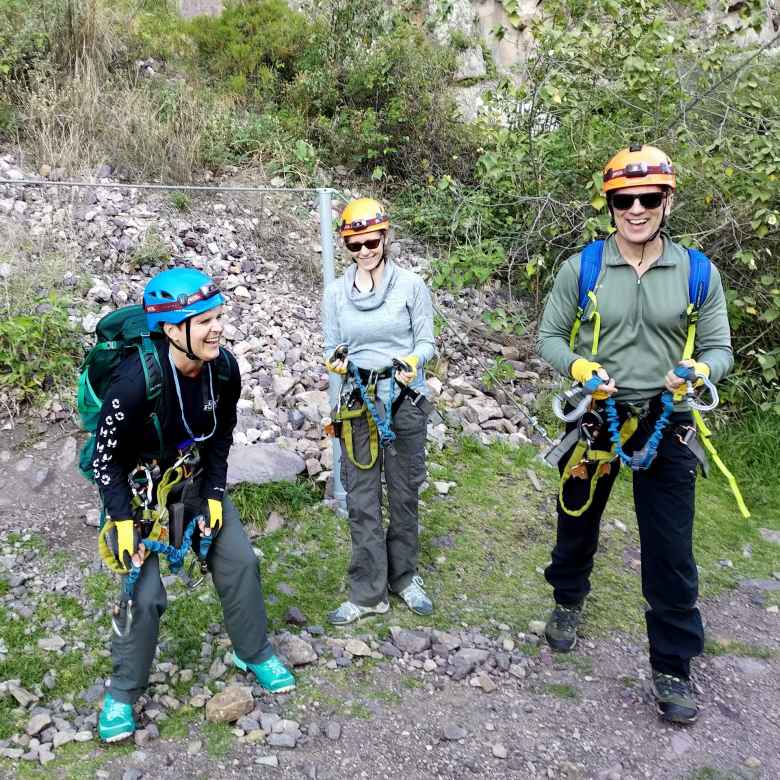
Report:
545,408,704,679
339,396,429,606
109,496,273,704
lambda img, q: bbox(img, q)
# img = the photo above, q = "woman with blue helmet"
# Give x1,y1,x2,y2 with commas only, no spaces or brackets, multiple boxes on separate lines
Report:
95,268,294,743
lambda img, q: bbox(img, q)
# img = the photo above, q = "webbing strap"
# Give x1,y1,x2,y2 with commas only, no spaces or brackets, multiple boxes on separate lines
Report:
339,413,380,470
558,416,638,518
692,410,750,518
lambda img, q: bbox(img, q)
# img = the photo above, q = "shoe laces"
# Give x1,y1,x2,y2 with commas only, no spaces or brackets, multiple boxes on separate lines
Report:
655,673,689,697
553,605,581,630
403,575,428,601
262,656,288,676
104,695,130,718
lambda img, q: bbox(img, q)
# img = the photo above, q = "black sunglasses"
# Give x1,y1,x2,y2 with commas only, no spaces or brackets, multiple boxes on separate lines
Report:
345,237,383,252
610,192,665,211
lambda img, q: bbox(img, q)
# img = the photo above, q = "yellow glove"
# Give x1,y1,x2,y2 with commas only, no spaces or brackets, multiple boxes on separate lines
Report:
692,361,710,384
325,345,348,374
394,354,420,385
673,360,711,400
570,358,610,400
98,518,138,574
570,358,602,385
207,498,223,533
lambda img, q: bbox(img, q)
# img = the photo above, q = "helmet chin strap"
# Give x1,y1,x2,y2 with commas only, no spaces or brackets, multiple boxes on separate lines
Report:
168,319,199,361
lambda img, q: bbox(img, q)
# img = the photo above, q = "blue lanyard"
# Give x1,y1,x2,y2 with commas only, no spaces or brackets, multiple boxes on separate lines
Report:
168,351,217,443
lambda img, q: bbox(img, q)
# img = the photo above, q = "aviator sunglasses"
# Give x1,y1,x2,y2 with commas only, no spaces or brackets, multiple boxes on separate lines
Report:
345,237,383,253
610,192,665,211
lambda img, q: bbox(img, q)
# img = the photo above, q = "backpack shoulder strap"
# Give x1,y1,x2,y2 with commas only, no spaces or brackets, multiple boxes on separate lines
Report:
215,347,234,384
569,240,605,355
578,240,604,313
683,248,712,360
687,248,711,312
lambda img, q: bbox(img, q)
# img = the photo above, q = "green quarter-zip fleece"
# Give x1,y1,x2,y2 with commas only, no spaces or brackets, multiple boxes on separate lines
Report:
536,235,733,404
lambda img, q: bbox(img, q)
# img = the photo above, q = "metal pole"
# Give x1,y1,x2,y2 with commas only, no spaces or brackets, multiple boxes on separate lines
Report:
318,189,347,512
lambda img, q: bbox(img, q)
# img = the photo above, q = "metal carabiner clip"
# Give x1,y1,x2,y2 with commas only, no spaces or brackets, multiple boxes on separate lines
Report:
111,594,133,637
686,374,719,412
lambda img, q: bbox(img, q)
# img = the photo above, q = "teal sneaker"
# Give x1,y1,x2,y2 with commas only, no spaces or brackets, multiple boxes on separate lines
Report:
98,692,135,743
233,653,296,694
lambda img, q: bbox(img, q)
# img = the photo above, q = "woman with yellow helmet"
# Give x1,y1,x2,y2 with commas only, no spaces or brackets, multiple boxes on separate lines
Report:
322,197,436,625
536,144,733,725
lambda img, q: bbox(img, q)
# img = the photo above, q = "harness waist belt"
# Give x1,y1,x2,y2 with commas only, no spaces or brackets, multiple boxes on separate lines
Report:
355,366,393,383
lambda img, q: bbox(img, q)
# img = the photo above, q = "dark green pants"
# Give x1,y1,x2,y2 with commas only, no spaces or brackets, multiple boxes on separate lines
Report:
109,497,273,704
339,397,428,606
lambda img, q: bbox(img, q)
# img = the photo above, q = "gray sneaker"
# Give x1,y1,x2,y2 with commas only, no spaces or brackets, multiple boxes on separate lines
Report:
396,575,433,616
328,600,389,626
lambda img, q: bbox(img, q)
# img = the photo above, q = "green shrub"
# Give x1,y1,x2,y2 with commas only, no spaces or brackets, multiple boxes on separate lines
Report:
0,293,82,405
396,0,780,412
188,0,315,103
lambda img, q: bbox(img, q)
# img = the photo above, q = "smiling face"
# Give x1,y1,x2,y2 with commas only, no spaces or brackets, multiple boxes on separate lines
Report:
610,184,671,246
345,230,385,271
165,305,224,361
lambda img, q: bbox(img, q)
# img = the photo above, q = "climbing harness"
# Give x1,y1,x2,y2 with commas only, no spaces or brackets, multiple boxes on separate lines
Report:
329,348,435,470
110,513,209,637
102,445,214,636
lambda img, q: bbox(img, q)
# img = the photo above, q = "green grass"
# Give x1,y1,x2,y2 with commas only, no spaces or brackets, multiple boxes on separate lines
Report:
704,638,776,659
539,682,579,699
203,721,233,757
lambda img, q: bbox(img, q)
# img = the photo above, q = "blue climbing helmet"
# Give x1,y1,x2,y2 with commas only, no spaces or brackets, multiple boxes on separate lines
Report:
143,268,224,332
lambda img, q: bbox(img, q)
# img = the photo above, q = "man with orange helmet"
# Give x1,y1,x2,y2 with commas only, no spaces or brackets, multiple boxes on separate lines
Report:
322,197,436,625
536,144,733,724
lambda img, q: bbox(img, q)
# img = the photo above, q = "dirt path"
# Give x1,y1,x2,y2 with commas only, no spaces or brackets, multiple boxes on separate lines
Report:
1,420,778,779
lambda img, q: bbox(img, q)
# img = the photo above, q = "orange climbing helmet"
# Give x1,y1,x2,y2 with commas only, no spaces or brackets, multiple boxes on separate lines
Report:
602,144,676,193
339,197,390,237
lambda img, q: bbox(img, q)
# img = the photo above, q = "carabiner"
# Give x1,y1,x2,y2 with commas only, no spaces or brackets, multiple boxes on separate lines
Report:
111,595,133,638
686,374,719,412
552,389,592,422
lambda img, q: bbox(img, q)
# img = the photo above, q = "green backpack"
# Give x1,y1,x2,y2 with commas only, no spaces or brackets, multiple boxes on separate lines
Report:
76,305,166,482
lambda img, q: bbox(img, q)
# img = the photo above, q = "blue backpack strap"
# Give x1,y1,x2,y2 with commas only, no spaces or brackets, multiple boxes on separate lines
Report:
578,240,604,315
687,248,711,312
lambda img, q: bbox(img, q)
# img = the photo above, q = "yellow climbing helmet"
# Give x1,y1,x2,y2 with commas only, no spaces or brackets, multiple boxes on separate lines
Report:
602,144,676,193
339,197,390,237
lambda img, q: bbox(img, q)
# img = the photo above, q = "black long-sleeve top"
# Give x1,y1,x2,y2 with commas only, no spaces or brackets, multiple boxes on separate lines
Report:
92,346,240,519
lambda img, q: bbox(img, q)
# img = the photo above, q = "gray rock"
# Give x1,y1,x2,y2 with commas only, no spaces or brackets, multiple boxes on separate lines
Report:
275,634,317,667
325,722,341,741
227,445,305,486
454,47,487,81
671,732,693,755
53,730,76,749
284,606,308,626
758,528,780,545
379,641,402,658
492,743,508,759
134,724,159,746
272,375,298,398
122,770,144,780
265,511,286,534
442,724,467,741
390,628,431,655
452,648,489,666
261,714,281,733
236,716,260,732
26,713,52,736
268,732,296,748
256,755,279,767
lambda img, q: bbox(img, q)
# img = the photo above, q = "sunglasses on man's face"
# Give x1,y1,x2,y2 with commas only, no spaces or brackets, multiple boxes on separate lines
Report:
345,237,383,253
610,192,666,211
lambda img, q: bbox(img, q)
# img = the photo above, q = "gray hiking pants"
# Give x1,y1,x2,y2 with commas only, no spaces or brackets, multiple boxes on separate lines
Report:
339,396,428,606
109,496,273,704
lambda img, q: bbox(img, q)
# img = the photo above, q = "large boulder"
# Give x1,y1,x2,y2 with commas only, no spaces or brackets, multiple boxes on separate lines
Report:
227,444,305,486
